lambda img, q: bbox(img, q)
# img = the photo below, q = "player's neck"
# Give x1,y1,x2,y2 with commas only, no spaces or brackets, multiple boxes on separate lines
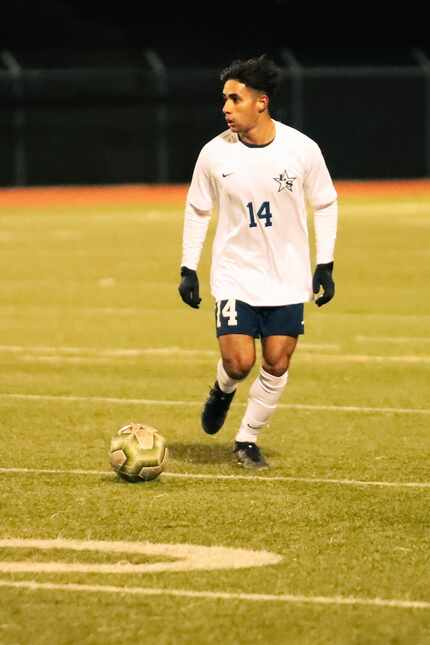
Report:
239,118,275,146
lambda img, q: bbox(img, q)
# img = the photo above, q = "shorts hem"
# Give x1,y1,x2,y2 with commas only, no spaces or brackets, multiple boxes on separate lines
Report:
261,329,304,338
216,329,258,338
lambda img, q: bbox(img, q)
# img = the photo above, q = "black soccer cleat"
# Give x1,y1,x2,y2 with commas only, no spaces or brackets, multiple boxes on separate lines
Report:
233,441,269,469
201,381,236,435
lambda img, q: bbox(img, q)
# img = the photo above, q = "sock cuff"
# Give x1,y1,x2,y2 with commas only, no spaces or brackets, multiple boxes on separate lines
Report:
217,358,240,394
260,366,288,389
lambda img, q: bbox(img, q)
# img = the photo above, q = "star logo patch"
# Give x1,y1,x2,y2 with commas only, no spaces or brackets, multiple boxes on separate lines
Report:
273,170,296,193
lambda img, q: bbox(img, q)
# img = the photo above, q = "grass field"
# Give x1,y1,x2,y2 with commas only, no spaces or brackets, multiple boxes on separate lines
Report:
0,182,429,644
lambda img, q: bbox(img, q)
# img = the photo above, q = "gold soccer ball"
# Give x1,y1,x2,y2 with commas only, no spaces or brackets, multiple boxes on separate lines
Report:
110,423,168,482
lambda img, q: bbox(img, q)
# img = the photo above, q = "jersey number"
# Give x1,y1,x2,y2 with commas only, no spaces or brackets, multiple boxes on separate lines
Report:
246,201,273,228
216,299,238,328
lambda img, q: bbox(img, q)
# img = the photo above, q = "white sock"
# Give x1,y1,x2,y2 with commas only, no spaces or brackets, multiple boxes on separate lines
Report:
216,358,241,394
235,367,288,443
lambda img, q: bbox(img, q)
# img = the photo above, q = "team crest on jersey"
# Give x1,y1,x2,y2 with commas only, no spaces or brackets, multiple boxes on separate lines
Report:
273,170,296,193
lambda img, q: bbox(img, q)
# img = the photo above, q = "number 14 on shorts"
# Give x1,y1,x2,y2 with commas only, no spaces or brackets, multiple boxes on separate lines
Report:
216,299,238,327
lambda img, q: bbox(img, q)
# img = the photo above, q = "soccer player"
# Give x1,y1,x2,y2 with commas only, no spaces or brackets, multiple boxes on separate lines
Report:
178,54,338,469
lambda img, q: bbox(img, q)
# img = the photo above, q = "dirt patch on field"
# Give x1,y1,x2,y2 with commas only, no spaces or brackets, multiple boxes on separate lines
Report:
0,180,429,208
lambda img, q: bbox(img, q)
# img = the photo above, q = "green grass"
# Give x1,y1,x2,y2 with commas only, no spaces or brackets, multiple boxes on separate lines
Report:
0,189,429,644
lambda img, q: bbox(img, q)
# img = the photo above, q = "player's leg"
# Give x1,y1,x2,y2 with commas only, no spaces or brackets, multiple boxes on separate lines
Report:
201,300,257,435
234,335,297,468
262,334,298,376
234,303,303,468
201,334,256,435
218,333,256,381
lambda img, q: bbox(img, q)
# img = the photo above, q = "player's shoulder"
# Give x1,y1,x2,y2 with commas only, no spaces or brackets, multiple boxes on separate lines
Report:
275,120,320,152
194,129,238,169
199,129,237,155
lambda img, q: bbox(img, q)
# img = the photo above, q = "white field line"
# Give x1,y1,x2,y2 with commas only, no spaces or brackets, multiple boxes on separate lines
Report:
1,466,430,489
0,345,218,357
313,314,430,321
0,308,187,317
1,344,429,364
0,307,181,316
1,307,430,321
14,354,430,366
11,353,430,366
0,392,428,416
0,539,281,573
0,579,429,610
356,336,430,344
0,343,339,356
298,354,430,364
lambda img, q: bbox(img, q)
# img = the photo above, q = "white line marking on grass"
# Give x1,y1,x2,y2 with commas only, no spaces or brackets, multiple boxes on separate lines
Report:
356,336,430,344
165,472,430,489
14,353,430,366
0,539,281,573
279,403,430,415
0,392,428,416
0,307,183,316
314,313,430,321
19,356,115,365
0,579,428,610
0,343,340,356
0,345,218,357
7,309,429,321
1,467,430,489
298,353,430,364
3,344,429,364
299,343,341,351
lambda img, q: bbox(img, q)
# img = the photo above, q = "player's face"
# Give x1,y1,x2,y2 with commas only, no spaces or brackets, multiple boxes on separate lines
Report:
222,80,267,134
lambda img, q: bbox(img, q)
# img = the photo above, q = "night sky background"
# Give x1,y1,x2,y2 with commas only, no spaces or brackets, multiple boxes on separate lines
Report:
2,0,428,69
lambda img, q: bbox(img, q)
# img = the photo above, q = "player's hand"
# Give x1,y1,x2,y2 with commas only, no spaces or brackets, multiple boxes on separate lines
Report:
312,261,335,307
178,266,201,309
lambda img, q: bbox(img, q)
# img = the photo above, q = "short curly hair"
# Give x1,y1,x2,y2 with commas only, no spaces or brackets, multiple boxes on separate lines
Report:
220,54,282,100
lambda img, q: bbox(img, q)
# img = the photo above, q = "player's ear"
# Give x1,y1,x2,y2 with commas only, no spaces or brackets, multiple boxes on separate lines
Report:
257,94,269,113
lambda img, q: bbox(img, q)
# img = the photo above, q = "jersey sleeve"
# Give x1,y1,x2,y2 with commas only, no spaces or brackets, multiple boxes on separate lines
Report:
303,141,337,209
186,147,215,212
181,147,214,270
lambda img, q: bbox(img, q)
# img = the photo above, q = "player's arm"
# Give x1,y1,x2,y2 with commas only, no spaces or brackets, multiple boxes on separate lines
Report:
179,203,211,309
304,141,338,307
312,200,338,306
178,149,214,309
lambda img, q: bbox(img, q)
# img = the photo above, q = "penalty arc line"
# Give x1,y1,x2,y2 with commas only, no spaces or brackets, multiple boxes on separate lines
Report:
0,539,281,574
0,579,429,610
0,393,428,416
1,466,430,489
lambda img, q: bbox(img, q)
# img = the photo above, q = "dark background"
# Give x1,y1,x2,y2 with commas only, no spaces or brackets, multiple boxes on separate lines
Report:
1,1,429,186
2,0,427,68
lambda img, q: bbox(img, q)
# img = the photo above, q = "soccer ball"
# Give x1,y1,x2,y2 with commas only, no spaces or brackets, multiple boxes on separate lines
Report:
110,423,168,482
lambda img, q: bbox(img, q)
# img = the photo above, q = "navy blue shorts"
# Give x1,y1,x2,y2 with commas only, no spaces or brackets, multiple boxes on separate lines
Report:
215,299,304,338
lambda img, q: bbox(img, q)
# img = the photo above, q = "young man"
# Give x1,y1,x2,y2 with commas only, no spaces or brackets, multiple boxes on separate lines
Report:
178,54,338,469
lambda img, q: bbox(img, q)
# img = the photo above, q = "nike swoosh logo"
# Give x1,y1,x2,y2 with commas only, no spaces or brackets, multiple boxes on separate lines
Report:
222,172,234,178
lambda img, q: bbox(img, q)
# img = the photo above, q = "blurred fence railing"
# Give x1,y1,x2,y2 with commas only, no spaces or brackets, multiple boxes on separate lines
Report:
1,49,429,187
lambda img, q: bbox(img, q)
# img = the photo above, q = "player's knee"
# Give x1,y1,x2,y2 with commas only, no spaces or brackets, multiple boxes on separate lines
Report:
262,360,289,378
223,356,254,381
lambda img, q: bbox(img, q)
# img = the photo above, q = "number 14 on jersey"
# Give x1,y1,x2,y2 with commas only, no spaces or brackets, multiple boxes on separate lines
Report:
246,201,273,228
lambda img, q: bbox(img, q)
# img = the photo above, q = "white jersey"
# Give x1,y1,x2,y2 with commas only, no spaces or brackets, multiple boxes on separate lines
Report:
182,120,337,306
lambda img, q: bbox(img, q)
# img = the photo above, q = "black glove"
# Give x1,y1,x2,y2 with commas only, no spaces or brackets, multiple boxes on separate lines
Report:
178,266,201,309
312,261,335,307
